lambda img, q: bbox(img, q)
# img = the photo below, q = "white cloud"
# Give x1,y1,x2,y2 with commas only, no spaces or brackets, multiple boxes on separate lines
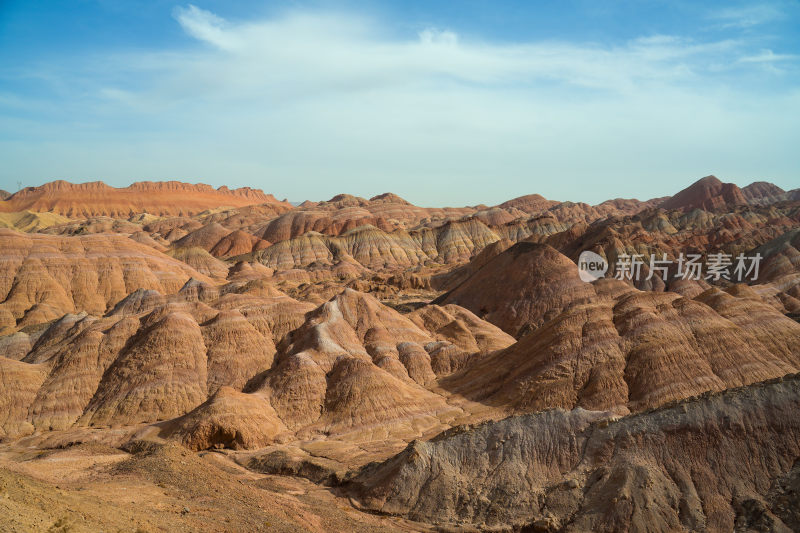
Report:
173,4,243,51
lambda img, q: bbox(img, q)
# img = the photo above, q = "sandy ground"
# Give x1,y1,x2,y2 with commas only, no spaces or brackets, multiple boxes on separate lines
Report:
0,437,429,533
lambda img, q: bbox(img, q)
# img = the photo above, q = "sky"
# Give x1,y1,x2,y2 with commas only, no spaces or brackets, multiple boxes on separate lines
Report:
0,1,798,206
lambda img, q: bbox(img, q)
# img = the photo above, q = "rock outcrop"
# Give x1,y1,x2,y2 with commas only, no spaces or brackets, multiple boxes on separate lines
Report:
350,375,800,531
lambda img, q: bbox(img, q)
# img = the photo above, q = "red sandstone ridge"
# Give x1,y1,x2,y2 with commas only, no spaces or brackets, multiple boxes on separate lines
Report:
0,180,291,217
659,175,747,212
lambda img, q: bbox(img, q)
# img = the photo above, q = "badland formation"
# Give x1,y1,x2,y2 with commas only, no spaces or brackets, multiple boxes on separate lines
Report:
1,175,799,532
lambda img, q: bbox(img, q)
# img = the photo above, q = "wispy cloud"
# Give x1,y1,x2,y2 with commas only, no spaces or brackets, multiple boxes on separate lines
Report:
107,6,776,106
709,3,783,29
739,49,797,63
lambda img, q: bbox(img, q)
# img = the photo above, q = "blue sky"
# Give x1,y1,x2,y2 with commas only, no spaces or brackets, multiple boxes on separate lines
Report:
0,1,798,205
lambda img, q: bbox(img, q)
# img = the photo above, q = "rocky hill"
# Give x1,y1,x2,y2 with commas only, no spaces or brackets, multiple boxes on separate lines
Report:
660,175,748,211
350,374,800,531
0,286,515,447
434,242,597,336
0,228,213,332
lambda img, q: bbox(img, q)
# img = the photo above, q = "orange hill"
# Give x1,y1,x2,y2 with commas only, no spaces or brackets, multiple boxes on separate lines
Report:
0,180,291,217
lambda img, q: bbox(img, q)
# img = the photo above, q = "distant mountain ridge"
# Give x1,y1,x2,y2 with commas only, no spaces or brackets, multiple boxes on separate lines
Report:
659,175,799,212
0,180,291,217
1,175,797,224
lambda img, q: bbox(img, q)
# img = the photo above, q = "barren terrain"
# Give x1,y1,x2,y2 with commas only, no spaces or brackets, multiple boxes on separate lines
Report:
1,176,799,532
